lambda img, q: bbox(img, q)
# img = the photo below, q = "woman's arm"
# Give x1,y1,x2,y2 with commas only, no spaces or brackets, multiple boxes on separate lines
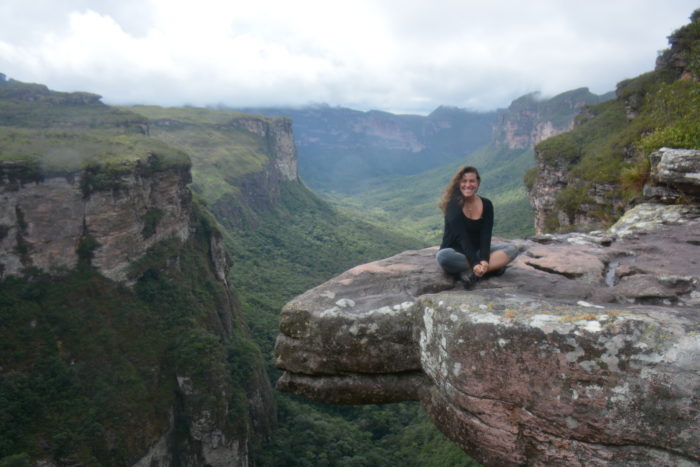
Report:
473,199,494,276
479,199,494,262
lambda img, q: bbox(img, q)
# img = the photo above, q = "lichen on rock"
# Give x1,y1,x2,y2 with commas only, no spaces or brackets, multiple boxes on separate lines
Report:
275,214,700,465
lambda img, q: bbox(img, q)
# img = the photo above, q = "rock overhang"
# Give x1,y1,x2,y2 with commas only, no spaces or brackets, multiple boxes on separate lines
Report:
274,218,700,465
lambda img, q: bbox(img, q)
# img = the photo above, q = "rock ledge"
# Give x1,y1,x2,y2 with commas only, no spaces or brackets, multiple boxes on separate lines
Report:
275,217,700,466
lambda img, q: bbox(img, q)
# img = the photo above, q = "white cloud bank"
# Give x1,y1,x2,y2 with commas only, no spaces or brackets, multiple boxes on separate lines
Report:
0,0,697,114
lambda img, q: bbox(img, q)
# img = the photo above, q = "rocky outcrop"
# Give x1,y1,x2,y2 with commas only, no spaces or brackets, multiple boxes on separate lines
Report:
275,213,700,465
228,117,298,182
0,159,192,282
529,147,700,234
644,147,700,203
526,156,572,234
492,88,611,150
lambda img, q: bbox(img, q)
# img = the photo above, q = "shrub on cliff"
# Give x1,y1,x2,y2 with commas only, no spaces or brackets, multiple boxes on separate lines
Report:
530,8,700,233
0,201,270,464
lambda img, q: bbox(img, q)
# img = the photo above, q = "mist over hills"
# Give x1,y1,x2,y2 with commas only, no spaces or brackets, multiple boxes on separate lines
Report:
242,87,613,241
1,8,697,465
237,104,497,193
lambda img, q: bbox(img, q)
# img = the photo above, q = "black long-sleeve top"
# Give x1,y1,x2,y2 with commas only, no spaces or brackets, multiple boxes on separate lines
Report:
439,196,494,267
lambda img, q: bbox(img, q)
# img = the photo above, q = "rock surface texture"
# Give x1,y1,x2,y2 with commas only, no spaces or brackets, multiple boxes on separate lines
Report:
0,162,192,282
0,158,275,466
529,144,700,234
275,214,700,465
492,88,610,150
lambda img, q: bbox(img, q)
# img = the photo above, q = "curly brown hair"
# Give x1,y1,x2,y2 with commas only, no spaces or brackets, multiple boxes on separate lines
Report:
438,166,481,213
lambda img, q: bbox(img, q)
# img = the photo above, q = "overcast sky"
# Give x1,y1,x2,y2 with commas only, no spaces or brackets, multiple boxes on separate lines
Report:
0,1,697,114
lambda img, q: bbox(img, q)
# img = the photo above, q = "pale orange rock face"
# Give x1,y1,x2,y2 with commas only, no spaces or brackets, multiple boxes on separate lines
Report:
0,164,192,282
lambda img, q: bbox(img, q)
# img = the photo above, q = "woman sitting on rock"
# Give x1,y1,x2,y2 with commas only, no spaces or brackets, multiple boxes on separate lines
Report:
436,165,519,287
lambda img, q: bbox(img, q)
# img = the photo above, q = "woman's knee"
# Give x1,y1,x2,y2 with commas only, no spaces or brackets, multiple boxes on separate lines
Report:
492,243,519,263
436,248,468,273
502,243,519,262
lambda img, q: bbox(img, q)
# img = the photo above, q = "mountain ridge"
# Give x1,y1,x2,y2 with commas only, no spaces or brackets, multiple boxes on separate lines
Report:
526,8,700,233
314,87,613,242
236,104,497,193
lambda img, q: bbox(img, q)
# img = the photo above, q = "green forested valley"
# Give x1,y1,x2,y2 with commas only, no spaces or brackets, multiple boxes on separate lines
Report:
128,104,479,466
1,8,698,465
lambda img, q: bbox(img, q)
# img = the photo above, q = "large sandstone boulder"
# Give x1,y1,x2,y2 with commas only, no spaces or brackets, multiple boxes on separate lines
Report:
646,147,700,203
275,215,700,465
529,146,700,234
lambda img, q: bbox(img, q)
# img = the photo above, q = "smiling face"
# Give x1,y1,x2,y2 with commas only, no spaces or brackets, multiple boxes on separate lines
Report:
459,171,480,198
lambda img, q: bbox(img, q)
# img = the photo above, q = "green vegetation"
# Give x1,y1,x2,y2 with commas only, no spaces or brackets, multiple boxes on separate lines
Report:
637,79,700,153
256,398,478,467
523,166,538,191
0,203,266,464
0,78,136,130
323,141,537,243
241,105,496,194
124,105,273,202
124,104,480,466
0,128,189,179
140,208,165,239
0,82,190,193
532,9,700,232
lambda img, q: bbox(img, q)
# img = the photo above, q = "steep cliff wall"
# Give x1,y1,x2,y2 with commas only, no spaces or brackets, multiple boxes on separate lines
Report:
0,80,275,466
228,116,298,182
526,10,700,234
0,157,276,466
0,158,191,281
492,88,611,150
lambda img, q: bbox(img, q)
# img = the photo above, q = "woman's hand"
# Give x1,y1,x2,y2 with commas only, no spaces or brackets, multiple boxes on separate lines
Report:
473,261,489,277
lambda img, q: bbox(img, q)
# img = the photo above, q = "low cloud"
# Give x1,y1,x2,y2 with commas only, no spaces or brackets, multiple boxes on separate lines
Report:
0,0,696,114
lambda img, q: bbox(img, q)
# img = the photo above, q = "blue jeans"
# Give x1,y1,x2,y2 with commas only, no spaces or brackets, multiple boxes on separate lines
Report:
435,243,519,275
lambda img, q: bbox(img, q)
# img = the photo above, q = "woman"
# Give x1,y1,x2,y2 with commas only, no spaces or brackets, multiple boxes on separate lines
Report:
436,166,518,287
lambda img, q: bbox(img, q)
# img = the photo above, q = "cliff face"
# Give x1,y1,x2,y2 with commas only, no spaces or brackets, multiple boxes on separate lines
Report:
274,207,700,465
228,116,298,183
239,104,497,193
492,88,611,150
529,147,700,234
0,81,275,466
0,159,191,282
0,157,275,466
526,10,700,234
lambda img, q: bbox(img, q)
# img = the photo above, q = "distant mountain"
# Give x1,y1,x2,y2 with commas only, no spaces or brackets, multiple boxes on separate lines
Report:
237,104,497,193
492,88,615,149
318,88,613,241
